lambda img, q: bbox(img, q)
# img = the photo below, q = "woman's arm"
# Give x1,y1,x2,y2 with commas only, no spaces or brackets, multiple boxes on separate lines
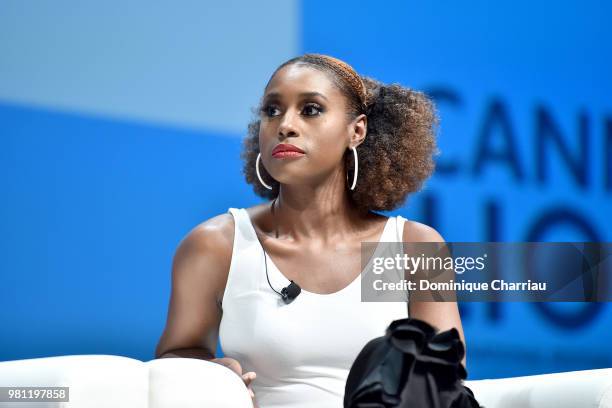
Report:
155,214,234,360
402,221,467,370
155,214,258,405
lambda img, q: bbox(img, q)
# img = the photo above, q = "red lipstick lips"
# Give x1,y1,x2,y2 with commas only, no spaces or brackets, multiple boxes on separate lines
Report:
272,143,305,158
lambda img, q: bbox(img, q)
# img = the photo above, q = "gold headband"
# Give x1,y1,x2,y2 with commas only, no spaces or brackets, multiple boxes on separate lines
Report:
317,55,367,108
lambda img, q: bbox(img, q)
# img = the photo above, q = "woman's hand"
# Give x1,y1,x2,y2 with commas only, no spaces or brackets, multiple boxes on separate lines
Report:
211,357,257,405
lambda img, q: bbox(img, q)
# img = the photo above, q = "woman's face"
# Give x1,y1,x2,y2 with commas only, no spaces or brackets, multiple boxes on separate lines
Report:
258,64,363,188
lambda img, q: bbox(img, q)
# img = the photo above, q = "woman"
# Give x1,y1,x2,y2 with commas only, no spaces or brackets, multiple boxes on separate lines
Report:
155,54,466,408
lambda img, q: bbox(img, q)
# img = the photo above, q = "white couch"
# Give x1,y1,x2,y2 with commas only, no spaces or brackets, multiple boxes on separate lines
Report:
0,355,610,407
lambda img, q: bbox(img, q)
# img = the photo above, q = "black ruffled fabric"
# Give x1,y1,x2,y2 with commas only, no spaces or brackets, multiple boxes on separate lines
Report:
344,318,482,408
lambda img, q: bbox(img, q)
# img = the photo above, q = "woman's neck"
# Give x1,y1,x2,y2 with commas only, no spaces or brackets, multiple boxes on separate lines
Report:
270,185,372,244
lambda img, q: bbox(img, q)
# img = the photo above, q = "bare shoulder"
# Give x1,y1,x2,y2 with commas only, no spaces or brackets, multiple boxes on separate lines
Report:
171,212,236,299
176,213,235,259
401,219,445,243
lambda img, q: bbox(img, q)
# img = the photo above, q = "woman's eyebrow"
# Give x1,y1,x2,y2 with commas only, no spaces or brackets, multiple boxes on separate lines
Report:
263,91,329,102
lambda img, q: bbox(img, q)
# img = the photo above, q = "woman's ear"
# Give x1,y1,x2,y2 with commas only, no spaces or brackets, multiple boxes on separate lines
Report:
349,113,368,148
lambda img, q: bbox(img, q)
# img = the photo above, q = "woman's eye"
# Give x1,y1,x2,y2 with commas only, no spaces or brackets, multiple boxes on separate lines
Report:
262,105,280,117
302,104,323,116
261,103,322,118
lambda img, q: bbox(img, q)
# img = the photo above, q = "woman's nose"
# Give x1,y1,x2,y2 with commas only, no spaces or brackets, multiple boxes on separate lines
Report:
278,110,299,138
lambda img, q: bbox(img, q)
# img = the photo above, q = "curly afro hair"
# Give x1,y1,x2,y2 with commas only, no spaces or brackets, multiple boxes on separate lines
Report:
241,53,439,213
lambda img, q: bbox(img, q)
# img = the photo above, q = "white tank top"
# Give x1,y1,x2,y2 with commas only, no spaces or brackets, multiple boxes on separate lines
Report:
219,207,409,408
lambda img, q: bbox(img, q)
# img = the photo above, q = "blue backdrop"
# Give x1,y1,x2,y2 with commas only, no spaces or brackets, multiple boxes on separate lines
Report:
1,1,610,380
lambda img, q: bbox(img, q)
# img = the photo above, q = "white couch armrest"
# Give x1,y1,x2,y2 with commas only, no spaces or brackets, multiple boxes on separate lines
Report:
145,357,252,408
0,355,253,408
0,354,147,408
465,368,612,408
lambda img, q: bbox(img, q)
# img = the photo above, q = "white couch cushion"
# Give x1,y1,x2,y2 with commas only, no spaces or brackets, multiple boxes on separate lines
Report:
465,368,612,408
1,354,611,407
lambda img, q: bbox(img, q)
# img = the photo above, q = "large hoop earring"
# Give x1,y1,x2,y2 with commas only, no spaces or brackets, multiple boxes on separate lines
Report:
347,146,358,191
256,152,273,190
